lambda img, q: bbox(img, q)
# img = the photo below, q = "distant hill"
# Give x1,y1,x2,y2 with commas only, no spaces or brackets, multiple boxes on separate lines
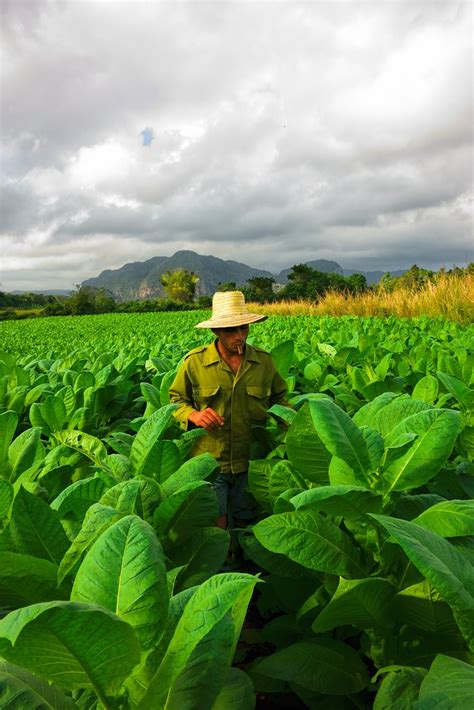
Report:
83,250,274,301
81,250,408,300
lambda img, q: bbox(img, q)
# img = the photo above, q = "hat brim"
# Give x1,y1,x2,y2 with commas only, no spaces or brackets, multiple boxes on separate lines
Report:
195,313,267,328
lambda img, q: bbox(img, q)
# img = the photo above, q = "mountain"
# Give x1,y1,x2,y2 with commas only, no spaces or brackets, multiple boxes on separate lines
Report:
82,250,274,301
82,250,408,300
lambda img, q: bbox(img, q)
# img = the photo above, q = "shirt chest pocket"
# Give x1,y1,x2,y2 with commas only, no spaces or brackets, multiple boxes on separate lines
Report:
246,386,271,420
192,385,221,410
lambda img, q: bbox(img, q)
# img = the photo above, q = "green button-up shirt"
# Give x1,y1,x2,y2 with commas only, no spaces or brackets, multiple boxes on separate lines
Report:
168,341,288,474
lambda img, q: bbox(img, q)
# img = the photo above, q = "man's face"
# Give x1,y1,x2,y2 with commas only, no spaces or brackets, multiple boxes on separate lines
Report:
213,324,250,355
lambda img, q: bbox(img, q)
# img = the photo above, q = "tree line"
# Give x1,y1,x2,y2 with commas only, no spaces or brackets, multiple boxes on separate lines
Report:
1,263,472,319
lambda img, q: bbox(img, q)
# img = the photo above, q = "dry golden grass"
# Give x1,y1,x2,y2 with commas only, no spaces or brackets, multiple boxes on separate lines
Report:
248,273,474,323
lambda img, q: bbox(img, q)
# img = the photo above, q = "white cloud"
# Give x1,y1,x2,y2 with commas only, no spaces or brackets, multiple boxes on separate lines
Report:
1,0,472,291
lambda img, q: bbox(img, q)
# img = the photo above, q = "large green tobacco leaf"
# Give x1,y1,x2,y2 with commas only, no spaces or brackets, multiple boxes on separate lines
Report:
6,428,44,482
147,440,182,482
309,400,371,484
384,409,461,492
72,515,168,650
52,430,108,467
129,404,177,476
50,476,107,521
0,601,140,699
106,431,135,457
137,589,253,709
0,552,69,610
161,453,218,496
0,479,13,520
9,487,69,565
99,479,141,514
290,485,382,518
156,484,218,555
312,577,395,633
329,455,365,487
125,588,196,708
165,615,235,709
250,638,368,695
273,488,301,514
271,339,294,379
286,403,331,485
132,475,164,523
253,510,364,578
414,654,474,708
413,374,439,404
374,667,426,710
362,425,385,470
167,599,255,710
0,658,76,709
125,588,196,707
372,515,474,650
239,530,318,578
385,625,471,668
139,573,259,709
394,581,458,634
267,403,297,426
141,381,162,413
393,493,446,521
174,428,207,459
173,527,229,591
248,459,275,513
212,668,255,710
153,482,211,533
381,432,418,470
375,399,432,438
413,500,474,537
352,392,399,428
259,615,303,651
58,503,123,583
30,394,67,434
268,460,306,506
0,410,18,465
437,371,474,410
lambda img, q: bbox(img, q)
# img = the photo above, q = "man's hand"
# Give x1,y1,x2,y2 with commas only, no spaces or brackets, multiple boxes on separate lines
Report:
188,408,225,432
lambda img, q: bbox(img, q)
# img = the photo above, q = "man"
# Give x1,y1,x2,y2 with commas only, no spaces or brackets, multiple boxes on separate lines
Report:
169,290,288,529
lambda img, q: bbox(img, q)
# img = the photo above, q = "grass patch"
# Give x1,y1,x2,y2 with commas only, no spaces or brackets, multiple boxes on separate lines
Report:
248,273,474,323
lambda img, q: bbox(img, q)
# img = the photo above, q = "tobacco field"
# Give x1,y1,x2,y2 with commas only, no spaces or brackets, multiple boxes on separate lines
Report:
0,311,473,709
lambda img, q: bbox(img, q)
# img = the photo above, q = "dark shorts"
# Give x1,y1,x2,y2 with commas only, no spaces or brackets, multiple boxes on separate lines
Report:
213,471,258,524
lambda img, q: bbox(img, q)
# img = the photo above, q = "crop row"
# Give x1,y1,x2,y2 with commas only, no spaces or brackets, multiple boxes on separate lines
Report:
0,312,473,708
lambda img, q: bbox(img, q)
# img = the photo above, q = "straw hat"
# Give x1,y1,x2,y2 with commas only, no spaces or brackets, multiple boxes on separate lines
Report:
195,291,267,328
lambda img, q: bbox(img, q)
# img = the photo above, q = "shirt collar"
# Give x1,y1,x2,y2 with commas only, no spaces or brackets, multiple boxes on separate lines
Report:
202,340,261,366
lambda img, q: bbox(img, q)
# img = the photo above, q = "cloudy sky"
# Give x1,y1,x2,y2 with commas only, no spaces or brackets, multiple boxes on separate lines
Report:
1,0,472,291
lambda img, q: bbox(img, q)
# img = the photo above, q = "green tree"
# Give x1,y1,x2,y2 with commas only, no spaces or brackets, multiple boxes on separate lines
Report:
160,269,199,303
379,266,435,293
345,273,367,294
243,276,276,303
399,264,434,290
287,264,316,284
66,286,116,315
282,265,332,300
282,264,316,299
217,281,237,292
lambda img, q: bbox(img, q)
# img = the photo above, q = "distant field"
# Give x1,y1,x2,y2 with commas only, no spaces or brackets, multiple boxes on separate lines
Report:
249,272,474,323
